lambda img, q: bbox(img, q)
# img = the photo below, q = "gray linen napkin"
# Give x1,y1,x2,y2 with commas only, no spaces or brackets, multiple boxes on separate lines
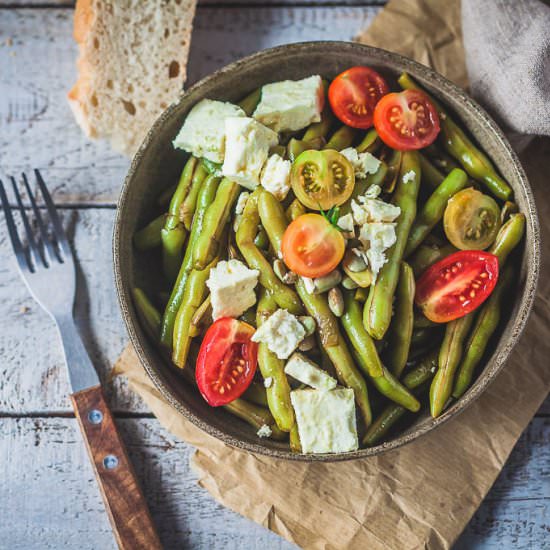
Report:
462,0,550,137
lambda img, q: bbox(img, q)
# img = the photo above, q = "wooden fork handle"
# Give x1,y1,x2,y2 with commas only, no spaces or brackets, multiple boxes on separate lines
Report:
71,385,162,550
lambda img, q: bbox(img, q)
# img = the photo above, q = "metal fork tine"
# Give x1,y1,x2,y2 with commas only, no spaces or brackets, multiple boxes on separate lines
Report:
21,172,58,264
34,169,71,258
0,179,31,273
10,176,46,269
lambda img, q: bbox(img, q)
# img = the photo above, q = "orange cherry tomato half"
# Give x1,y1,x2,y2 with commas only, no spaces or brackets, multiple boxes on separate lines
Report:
373,89,440,150
281,213,345,278
196,318,258,406
415,250,499,323
328,66,390,129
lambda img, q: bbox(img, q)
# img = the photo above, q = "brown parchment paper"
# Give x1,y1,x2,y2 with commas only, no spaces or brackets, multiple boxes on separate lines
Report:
113,2,550,548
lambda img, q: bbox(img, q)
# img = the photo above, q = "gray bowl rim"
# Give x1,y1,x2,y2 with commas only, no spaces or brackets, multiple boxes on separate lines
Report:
113,41,540,462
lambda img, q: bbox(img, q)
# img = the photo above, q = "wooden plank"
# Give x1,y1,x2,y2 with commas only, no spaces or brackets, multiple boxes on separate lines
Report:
0,1,385,6
0,6,379,205
0,417,295,550
0,416,547,549
0,208,147,413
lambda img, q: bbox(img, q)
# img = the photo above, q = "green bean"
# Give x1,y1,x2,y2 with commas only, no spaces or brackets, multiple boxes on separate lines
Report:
501,201,519,224
285,198,306,222
364,349,438,446
172,258,218,368
132,288,161,341
201,158,222,176
324,125,358,151
355,287,369,303
161,157,197,280
364,151,421,340
342,291,420,412
289,424,302,452
256,290,296,432
181,163,209,230
424,143,462,174
134,214,165,251
238,88,262,116
287,136,325,161
254,226,269,250
160,175,219,348
257,189,290,253
409,243,457,277
242,381,269,407
239,307,257,327
382,148,402,193
411,327,436,347
193,177,240,270
489,213,526,264
413,311,437,329
302,93,334,142
398,72,512,200
419,153,446,190
356,128,381,154
430,314,475,417
453,266,514,399
237,190,303,314
224,398,287,441
405,168,468,257
386,262,415,377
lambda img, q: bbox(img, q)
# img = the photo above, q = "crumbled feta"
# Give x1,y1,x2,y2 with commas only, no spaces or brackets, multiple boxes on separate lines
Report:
351,197,401,225
284,353,337,391
173,99,245,163
253,75,324,133
402,170,417,184
263,377,273,389
257,424,272,438
290,388,358,454
365,184,382,198
222,117,279,190
260,154,291,200
251,309,306,360
301,277,316,294
337,213,354,232
358,223,397,279
206,259,259,320
234,192,250,216
340,148,382,178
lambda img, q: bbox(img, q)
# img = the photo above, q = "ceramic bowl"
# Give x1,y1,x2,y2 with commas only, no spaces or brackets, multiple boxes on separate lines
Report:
114,42,540,461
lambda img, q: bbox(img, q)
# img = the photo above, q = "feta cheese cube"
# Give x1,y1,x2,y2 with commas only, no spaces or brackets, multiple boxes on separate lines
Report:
290,388,358,454
234,191,250,216
301,277,316,294
358,223,397,279
340,147,382,178
173,99,245,163
351,197,401,225
222,117,279,190
365,184,382,198
284,353,337,391
337,213,354,232
206,259,259,320
256,424,272,438
263,377,273,389
253,75,324,132
251,309,306,359
260,154,291,200
402,170,417,184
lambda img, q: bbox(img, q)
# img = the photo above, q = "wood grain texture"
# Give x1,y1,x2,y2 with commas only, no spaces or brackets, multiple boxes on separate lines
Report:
71,386,161,550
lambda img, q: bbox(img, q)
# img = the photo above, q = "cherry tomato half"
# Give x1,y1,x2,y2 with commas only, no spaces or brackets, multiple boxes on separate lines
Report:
415,250,499,323
328,66,390,129
196,318,258,406
281,213,345,278
291,149,355,211
373,89,440,150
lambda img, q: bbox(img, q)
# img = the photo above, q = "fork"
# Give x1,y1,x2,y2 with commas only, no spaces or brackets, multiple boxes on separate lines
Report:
0,171,161,550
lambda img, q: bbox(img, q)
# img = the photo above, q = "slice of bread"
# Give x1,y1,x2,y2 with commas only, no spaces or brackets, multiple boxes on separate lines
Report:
68,0,197,156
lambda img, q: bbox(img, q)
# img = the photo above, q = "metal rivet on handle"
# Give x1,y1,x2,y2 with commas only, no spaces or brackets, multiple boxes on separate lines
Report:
103,455,119,470
88,409,103,424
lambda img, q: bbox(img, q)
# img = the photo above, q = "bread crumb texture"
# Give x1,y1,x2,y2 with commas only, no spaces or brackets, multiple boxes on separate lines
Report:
68,0,197,156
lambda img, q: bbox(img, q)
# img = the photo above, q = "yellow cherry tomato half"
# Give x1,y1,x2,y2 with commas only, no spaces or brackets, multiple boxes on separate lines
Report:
281,213,345,278
290,149,355,211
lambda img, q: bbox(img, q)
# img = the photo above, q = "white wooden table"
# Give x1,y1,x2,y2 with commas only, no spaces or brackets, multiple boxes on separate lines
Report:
0,1,548,548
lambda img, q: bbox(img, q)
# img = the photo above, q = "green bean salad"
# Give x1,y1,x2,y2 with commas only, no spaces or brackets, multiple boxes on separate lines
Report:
132,67,525,454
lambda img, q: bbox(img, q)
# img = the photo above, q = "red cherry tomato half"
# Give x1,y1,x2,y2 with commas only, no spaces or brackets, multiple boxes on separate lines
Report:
196,318,258,406
373,89,440,150
281,213,346,278
415,250,499,323
328,66,390,129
